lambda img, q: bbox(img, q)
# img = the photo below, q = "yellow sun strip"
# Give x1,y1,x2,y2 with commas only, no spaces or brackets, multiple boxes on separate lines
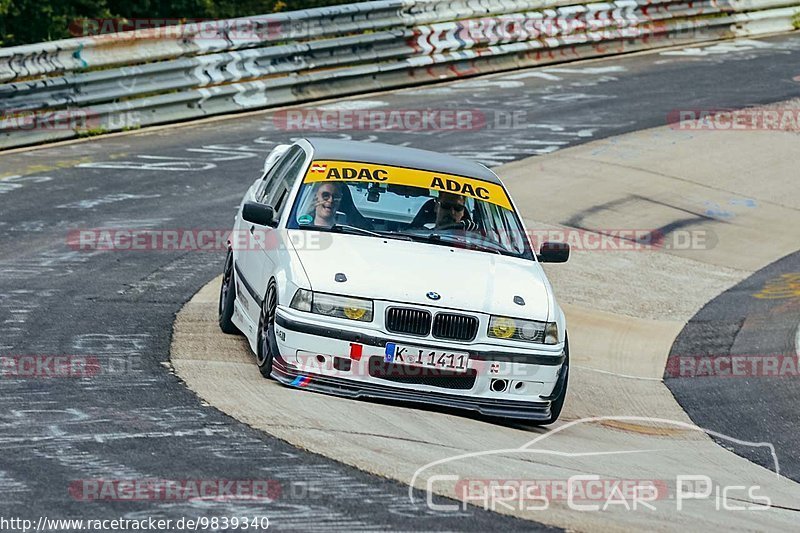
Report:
303,160,512,210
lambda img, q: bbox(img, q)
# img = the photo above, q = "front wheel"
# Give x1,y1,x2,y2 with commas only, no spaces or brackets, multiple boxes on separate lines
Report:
256,282,278,378
218,250,239,334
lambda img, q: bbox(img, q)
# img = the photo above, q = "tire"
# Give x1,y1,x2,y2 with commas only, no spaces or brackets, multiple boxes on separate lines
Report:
218,250,240,334
533,336,570,425
256,282,279,379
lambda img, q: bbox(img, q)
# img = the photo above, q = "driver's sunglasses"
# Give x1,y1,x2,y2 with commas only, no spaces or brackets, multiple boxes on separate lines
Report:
320,191,342,202
438,201,465,213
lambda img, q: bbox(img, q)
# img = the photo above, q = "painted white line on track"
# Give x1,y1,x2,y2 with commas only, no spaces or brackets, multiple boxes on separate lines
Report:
500,71,562,80
544,66,627,74
572,365,663,382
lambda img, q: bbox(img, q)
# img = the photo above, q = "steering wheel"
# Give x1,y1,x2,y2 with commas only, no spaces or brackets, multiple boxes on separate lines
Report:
434,221,466,231
435,220,479,232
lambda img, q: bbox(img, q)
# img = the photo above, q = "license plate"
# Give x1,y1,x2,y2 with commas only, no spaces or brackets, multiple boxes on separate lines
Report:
385,342,469,372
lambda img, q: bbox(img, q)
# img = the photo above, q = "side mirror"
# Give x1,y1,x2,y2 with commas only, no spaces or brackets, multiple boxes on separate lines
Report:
538,241,569,263
263,144,291,173
242,202,276,227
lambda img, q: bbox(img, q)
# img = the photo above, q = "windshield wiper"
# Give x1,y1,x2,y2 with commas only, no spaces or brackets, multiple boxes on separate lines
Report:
402,232,503,255
330,224,383,238
460,240,503,255
330,225,413,241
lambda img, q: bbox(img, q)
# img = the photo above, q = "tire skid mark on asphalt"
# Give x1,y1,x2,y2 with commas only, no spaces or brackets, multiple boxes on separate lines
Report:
56,193,161,210
249,424,471,451
0,471,30,505
75,143,267,173
0,289,58,351
0,250,107,281
72,332,151,356
119,253,221,298
32,444,150,483
0,174,53,194
599,420,690,437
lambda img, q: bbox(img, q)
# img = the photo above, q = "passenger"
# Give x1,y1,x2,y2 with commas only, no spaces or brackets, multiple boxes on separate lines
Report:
310,182,343,227
434,192,478,231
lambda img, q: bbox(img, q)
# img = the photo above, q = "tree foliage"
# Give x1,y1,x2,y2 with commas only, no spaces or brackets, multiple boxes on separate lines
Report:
0,0,360,47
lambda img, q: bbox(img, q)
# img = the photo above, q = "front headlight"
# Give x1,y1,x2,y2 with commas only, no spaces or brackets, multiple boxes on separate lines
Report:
289,289,312,312
544,322,559,344
488,316,559,344
290,289,373,322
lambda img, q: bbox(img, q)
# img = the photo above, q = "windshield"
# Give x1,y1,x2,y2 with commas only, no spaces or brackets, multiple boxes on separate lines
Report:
287,160,533,259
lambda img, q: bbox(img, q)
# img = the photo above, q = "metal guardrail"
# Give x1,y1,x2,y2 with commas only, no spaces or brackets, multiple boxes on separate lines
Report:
1,0,798,149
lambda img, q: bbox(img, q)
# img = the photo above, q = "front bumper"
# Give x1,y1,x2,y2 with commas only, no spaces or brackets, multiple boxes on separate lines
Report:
272,308,567,421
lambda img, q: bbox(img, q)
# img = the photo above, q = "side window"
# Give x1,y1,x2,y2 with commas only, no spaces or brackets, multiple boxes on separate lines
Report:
256,146,303,203
266,152,306,218
272,188,290,218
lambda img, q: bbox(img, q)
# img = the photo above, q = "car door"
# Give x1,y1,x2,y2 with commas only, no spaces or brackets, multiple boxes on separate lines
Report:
252,148,308,295
234,146,300,322
235,146,306,324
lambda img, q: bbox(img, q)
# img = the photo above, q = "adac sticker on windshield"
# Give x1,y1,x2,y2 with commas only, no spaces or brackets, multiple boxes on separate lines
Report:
304,160,512,210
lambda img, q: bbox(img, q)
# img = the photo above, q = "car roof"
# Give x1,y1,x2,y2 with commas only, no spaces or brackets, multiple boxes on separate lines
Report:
303,137,501,184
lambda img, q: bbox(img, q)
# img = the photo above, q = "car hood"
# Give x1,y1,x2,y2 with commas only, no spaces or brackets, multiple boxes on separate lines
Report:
290,231,551,320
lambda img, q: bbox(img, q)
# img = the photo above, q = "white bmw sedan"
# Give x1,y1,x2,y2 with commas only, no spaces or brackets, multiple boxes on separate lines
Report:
219,138,570,423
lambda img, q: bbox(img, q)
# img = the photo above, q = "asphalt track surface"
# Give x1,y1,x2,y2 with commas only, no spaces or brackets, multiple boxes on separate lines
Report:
1,33,799,528
666,250,800,482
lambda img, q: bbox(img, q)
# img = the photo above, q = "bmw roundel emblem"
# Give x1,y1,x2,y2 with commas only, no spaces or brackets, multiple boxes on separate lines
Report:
426,291,441,301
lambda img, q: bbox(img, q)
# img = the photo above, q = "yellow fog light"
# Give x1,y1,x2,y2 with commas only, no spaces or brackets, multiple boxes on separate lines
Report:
489,316,516,339
344,306,367,320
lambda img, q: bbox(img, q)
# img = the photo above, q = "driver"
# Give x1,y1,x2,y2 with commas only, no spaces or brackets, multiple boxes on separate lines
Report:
434,192,478,231
310,182,343,227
